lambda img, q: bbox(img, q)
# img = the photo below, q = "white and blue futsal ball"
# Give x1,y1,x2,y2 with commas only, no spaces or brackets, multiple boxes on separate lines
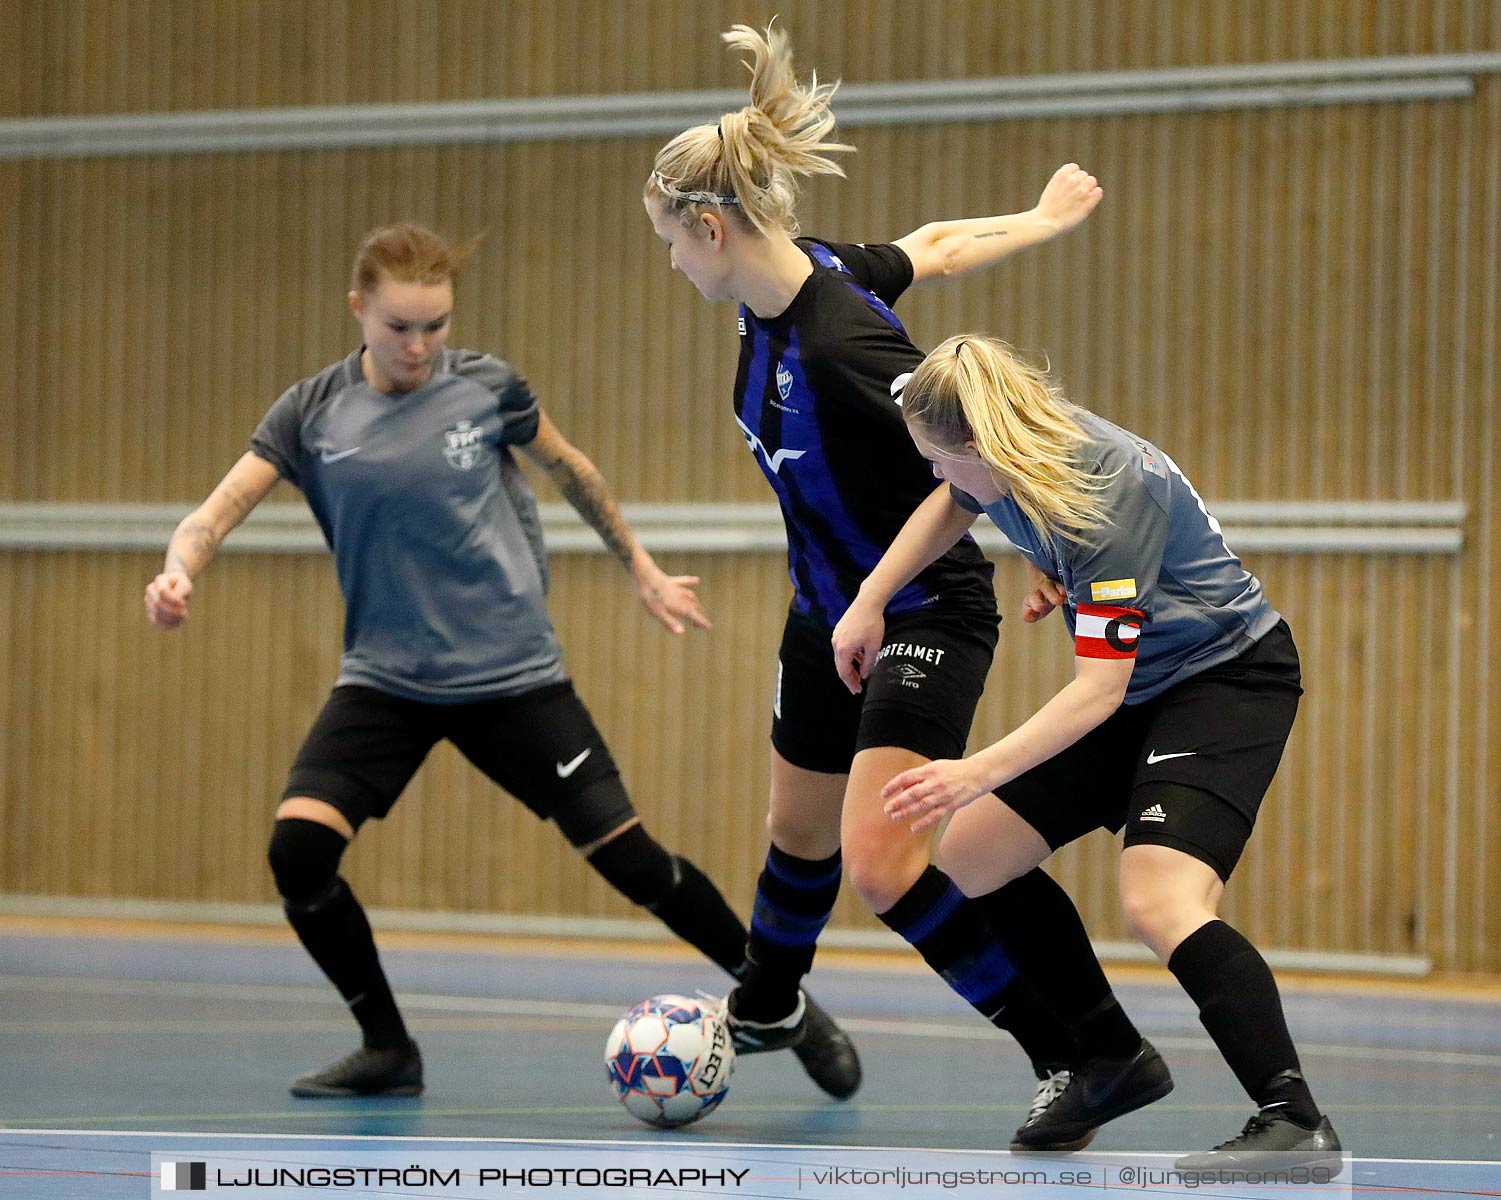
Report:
604,994,735,1127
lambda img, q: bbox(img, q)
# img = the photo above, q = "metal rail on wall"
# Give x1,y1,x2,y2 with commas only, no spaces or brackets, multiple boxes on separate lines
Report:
1,53,1497,160
0,500,1468,557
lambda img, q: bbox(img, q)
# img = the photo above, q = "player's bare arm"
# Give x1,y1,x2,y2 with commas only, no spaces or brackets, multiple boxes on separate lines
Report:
894,163,1102,285
146,452,281,629
883,654,1134,832
831,486,978,693
521,413,710,635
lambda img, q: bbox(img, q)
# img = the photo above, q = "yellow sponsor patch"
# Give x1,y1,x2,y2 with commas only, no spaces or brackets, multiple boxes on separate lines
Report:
1090,578,1137,602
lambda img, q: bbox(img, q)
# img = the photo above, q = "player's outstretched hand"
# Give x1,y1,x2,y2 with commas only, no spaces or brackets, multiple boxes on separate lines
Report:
831,596,885,695
637,562,711,636
1035,163,1102,235
144,571,193,630
1021,561,1066,623
881,757,988,832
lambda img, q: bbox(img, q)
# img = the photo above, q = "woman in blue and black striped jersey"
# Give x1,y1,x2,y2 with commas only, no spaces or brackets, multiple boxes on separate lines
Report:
644,21,1159,1145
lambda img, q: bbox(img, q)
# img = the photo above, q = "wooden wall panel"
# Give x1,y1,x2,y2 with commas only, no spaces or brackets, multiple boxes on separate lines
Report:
0,139,758,506
0,545,1470,965
3,1,1499,973
0,548,788,919
6,0,1501,119
4,83,1496,508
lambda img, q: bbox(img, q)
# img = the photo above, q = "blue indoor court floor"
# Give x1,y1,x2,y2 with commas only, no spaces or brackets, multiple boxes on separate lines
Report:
0,918,1497,1198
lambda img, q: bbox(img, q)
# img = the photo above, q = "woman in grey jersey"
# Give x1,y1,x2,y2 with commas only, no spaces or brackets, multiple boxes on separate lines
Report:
835,333,1341,1170
143,222,767,1099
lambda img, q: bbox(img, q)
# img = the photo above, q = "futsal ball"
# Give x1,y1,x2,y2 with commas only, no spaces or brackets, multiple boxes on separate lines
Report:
604,994,735,1127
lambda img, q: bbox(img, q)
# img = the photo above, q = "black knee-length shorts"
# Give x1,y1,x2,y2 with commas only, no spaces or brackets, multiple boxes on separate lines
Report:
997,621,1302,881
283,680,634,847
771,605,1001,775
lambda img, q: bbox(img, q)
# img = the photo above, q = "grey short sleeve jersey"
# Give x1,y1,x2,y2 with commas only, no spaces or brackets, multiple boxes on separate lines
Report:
250,346,565,703
951,411,1279,703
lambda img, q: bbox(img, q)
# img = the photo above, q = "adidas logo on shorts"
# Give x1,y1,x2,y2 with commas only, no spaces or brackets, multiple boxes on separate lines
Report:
1139,803,1167,823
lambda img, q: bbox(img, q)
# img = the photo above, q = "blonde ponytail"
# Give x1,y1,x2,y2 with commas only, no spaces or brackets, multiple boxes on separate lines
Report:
647,21,853,236
903,335,1114,544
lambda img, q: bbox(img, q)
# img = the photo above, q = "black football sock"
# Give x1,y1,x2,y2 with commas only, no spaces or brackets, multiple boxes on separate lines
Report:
645,857,750,978
733,846,842,1022
880,866,1076,1072
1168,920,1321,1126
585,825,749,978
286,876,410,1051
271,817,410,1051
972,868,1140,1061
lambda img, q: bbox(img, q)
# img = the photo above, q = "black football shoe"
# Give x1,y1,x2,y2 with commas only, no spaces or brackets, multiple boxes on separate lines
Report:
1175,1110,1343,1175
1010,1038,1173,1150
1009,1069,1099,1151
290,1041,424,1098
722,988,807,1054
722,989,863,1100
790,992,862,1100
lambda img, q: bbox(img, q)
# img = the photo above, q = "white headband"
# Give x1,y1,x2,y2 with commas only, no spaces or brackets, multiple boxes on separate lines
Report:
651,171,740,206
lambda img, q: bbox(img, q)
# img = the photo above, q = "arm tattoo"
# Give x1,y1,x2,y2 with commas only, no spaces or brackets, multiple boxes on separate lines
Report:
218,478,260,521
972,230,1009,240
548,452,636,569
167,518,218,576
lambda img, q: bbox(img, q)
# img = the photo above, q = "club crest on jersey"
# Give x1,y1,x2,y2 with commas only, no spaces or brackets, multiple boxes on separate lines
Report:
443,419,484,470
776,362,794,402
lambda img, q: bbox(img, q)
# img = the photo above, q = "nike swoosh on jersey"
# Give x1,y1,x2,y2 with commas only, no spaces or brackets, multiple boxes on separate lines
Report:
556,748,592,778
320,447,362,464
1145,750,1197,765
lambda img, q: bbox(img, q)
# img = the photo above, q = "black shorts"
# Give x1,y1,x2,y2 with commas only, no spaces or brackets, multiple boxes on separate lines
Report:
283,681,634,847
997,621,1302,880
771,605,1000,775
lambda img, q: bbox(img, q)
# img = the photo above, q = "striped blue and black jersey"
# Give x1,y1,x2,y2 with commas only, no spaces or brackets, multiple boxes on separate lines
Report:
734,238,996,627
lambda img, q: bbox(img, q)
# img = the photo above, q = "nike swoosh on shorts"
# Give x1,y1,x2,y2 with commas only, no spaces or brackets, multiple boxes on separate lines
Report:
556,749,592,778
1145,750,1197,765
